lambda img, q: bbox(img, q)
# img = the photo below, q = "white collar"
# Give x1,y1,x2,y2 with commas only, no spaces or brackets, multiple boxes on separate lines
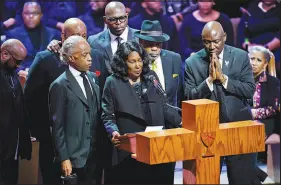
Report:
109,26,129,42
218,48,224,60
69,65,82,77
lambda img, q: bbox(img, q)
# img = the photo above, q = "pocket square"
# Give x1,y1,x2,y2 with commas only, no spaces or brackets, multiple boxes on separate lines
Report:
172,74,178,78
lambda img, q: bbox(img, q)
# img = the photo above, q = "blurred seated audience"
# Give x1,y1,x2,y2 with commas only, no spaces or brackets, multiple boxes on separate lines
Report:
179,0,234,59
40,1,77,31
237,0,280,74
79,0,109,37
248,45,280,162
5,2,60,73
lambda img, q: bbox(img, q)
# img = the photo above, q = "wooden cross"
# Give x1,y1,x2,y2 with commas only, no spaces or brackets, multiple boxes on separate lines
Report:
120,99,265,184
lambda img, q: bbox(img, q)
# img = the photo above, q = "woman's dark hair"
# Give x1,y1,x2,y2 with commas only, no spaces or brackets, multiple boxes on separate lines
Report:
110,41,151,80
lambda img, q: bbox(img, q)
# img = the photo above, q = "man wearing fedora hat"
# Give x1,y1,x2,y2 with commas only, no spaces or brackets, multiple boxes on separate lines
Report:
135,20,184,109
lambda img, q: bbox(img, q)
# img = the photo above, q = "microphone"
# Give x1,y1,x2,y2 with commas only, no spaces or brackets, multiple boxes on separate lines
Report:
148,75,167,97
240,7,251,17
148,75,182,112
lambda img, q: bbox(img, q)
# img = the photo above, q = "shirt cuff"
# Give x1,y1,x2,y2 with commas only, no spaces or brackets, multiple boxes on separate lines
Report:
206,77,214,92
222,75,228,89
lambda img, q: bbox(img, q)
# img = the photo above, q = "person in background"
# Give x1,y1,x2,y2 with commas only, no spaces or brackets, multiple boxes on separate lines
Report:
79,0,109,36
0,39,32,184
179,0,234,59
248,45,280,163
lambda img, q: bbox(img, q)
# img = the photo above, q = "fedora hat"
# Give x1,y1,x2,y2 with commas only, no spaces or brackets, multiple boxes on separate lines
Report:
134,20,170,42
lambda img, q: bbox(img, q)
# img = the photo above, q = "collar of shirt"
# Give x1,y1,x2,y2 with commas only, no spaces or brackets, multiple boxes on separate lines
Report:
218,48,224,68
258,2,276,13
69,65,82,77
109,26,129,43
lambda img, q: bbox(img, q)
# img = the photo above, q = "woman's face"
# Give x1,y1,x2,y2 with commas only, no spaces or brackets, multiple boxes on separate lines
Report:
249,50,268,75
198,0,213,15
126,51,143,80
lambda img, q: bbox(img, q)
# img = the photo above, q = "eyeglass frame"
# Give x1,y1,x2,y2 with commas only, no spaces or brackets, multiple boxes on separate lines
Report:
103,14,128,24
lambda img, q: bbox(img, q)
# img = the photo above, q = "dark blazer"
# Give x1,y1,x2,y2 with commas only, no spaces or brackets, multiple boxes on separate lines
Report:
249,73,280,135
5,25,60,70
49,69,101,168
185,45,256,122
88,27,138,74
0,68,31,160
160,49,184,108
102,70,181,166
24,49,106,140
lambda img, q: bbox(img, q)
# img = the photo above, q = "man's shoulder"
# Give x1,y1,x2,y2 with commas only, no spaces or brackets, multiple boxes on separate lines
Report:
50,71,67,87
226,45,247,56
6,25,25,36
88,29,107,43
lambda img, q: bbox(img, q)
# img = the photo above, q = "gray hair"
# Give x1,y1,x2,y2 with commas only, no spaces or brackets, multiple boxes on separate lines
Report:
248,46,271,63
60,35,86,64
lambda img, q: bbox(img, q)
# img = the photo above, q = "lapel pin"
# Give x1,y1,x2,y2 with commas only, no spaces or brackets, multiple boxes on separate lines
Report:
224,60,229,67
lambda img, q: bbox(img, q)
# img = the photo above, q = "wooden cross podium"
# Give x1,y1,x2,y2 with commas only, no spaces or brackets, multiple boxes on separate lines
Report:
119,99,265,184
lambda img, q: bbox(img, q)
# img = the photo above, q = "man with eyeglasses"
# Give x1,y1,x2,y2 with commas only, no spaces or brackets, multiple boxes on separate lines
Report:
0,39,32,184
88,1,138,74
24,17,107,184
5,2,60,74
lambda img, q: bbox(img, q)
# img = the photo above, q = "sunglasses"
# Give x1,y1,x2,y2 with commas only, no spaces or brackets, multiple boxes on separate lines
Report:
104,15,128,24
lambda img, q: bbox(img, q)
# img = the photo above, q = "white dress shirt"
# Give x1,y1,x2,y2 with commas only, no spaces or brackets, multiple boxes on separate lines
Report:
69,66,92,98
149,56,166,90
206,49,229,91
109,26,129,55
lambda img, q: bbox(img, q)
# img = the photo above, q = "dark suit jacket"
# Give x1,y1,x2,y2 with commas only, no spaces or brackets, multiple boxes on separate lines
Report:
49,69,101,168
102,70,181,166
5,25,60,70
185,45,256,122
88,27,138,74
24,49,106,140
0,68,31,160
160,49,184,108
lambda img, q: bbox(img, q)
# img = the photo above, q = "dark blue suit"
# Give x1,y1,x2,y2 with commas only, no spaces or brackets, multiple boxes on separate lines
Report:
185,45,264,184
88,27,138,74
159,49,184,108
5,25,60,71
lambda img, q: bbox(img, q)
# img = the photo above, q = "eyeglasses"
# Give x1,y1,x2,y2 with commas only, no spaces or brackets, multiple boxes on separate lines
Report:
23,12,41,16
104,15,128,24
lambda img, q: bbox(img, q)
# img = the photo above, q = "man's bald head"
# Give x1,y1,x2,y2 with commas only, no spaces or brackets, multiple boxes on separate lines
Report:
201,21,226,56
104,1,128,36
105,1,126,16
1,39,27,68
62,18,87,43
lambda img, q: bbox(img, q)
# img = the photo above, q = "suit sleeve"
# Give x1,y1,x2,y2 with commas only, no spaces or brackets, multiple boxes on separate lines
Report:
184,58,212,100
101,79,120,136
49,82,68,162
225,52,255,99
174,53,185,107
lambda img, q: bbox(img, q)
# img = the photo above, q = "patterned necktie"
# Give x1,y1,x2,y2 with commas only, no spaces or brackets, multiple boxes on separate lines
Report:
116,37,122,48
215,83,228,123
80,72,93,106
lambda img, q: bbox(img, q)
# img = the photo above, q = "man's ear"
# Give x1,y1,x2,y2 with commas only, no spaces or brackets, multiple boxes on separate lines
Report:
103,16,108,24
223,32,227,42
1,50,11,61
